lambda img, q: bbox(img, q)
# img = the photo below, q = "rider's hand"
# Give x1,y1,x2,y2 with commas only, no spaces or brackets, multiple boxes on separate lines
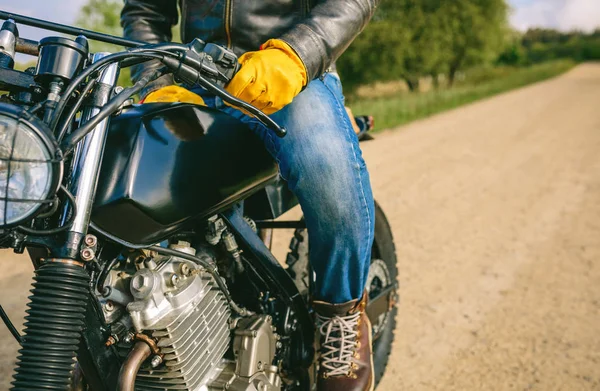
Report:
142,85,206,105
225,39,307,115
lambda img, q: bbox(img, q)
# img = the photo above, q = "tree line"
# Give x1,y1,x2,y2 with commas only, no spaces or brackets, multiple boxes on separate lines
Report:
337,0,508,92
497,28,600,66
337,0,600,93
71,0,600,94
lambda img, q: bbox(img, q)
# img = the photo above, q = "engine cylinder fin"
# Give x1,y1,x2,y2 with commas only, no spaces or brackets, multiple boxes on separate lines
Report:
10,262,90,391
133,273,231,391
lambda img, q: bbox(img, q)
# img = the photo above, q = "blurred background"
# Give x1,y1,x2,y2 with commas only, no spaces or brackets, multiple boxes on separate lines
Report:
2,0,599,130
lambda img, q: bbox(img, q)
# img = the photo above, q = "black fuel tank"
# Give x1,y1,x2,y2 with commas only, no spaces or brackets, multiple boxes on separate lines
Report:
92,103,278,245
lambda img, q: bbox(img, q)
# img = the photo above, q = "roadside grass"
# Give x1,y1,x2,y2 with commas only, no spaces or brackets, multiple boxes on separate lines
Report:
347,60,576,131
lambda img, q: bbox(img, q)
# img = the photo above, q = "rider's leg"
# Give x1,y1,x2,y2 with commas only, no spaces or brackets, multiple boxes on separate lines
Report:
221,72,375,304
217,72,375,391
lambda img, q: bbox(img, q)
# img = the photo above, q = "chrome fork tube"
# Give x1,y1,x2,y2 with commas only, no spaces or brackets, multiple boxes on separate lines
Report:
63,52,119,257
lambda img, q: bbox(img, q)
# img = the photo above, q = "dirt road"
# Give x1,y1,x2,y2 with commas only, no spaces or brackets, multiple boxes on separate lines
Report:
0,63,599,390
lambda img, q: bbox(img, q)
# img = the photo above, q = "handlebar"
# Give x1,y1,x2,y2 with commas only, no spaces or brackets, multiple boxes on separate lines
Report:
15,37,39,56
0,10,286,137
0,10,143,48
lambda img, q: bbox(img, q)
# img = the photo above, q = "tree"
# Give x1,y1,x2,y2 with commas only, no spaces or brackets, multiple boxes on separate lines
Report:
75,0,124,53
394,0,453,91
336,20,410,92
440,0,508,85
338,0,510,93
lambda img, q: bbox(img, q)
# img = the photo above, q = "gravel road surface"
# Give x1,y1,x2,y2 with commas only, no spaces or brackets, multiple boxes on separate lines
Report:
0,63,599,390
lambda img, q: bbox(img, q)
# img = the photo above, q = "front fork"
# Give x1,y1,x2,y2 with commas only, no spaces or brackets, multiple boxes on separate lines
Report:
62,52,119,259
11,53,119,391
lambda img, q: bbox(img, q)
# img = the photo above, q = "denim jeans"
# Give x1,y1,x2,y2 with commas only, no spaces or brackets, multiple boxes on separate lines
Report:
195,73,374,303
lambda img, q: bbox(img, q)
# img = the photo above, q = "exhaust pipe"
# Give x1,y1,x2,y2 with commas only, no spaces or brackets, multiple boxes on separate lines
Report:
117,341,152,391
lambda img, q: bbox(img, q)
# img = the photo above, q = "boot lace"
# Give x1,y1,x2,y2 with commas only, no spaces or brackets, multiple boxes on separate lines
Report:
317,312,361,377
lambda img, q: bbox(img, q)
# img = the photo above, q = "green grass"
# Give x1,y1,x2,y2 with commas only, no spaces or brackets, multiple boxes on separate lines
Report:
348,60,576,131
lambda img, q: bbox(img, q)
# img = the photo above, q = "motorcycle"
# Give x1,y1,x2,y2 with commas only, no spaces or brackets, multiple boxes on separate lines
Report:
0,11,398,391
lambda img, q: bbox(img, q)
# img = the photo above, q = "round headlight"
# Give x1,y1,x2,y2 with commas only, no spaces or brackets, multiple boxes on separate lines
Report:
0,103,62,227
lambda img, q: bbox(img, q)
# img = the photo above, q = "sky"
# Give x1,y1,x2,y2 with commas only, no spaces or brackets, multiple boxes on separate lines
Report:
510,0,600,32
0,0,598,45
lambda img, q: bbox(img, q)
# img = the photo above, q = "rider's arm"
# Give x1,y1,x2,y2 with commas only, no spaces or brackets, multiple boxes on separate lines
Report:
279,0,380,81
121,0,178,97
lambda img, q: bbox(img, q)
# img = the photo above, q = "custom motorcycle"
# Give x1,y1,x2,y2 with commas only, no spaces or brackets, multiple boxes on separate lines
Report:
0,11,398,391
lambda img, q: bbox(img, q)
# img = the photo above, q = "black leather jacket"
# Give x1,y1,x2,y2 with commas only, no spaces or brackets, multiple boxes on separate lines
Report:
121,0,379,96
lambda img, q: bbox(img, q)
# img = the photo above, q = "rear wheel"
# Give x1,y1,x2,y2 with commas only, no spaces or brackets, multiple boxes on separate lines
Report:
368,202,398,386
286,201,398,387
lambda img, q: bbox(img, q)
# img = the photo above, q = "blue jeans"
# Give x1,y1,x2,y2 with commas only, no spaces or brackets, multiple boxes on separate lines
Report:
196,73,374,303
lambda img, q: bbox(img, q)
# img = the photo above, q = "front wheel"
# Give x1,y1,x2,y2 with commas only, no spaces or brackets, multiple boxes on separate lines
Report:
286,201,398,387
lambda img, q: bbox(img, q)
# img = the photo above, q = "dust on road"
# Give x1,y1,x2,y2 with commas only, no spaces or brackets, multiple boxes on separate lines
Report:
1,64,599,390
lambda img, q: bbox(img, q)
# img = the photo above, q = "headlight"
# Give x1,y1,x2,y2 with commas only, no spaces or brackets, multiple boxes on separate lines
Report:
0,103,62,227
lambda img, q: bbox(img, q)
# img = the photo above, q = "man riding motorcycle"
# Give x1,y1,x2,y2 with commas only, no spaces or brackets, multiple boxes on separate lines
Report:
121,1,380,390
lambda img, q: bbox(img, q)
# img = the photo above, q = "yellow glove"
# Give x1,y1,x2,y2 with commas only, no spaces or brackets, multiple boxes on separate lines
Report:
225,39,307,115
143,85,206,105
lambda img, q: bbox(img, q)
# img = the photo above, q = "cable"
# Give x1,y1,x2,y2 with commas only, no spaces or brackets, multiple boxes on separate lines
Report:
60,68,164,153
129,43,188,53
96,256,120,295
0,303,21,345
49,51,164,131
56,77,98,143
27,99,48,115
17,185,78,236
88,222,147,250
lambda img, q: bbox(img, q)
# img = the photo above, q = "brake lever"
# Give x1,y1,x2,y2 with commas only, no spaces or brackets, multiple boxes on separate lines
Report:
195,71,287,138
155,43,287,137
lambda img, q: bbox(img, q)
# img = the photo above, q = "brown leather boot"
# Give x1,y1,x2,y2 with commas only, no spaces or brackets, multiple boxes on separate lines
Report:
313,292,374,391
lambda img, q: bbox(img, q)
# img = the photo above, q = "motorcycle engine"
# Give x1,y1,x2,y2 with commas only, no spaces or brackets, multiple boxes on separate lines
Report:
101,241,281,391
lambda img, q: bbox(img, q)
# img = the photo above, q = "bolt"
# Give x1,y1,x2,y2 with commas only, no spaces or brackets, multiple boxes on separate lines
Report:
170,273,180,287
124,333,134,344
179,263,191,276
80,248,95,261
257,361,263,370
84,234,97,247
105,335,117,347
276,341,283,349
114,86,124,94
150,355,163,368
131,274,149,292
104,301,114,312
